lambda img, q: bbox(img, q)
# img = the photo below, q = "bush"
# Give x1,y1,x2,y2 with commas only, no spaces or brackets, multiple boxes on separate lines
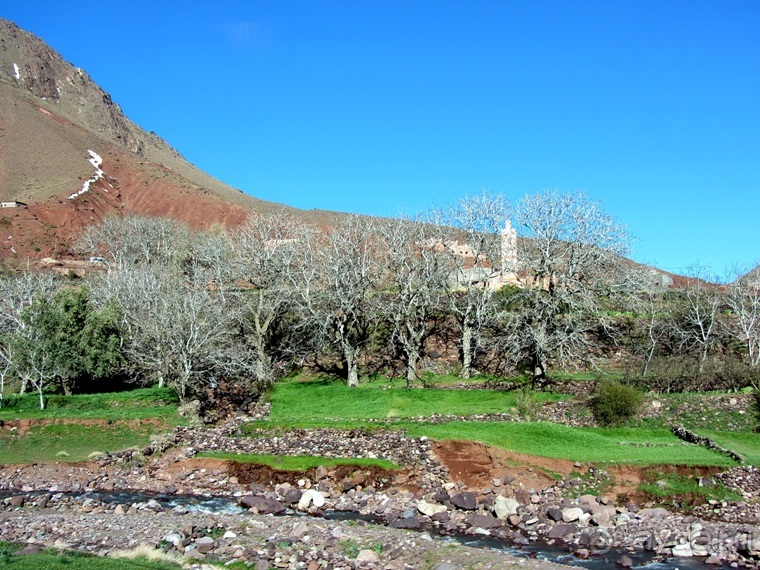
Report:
589,380,644,426
514,386,541,421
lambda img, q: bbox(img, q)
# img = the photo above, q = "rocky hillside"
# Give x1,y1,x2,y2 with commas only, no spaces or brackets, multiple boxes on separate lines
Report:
0,18,340,260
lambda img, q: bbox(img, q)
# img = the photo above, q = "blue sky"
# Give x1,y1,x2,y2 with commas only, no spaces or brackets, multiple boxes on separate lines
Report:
3,1,759,276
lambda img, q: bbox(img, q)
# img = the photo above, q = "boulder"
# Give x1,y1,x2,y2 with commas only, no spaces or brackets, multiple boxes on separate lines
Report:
297,489,325,510
195,536,215,554
240,495,286,514
417,500,448,517
465,513,502,529
547,524,577,539
282,488,303,504
547,508,563,522
590,510,610,526
355,550,380,563
493,496,519,520
390,517,424,530
562,507,584,522
578,494,598,505
164,532,183,547
7,495,24,507
450,491,478,510
672,543,693,557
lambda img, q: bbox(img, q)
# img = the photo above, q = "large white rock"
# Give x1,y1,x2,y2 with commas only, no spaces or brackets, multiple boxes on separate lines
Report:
494,496,520,520
562,507,585,523
297,489,325,510
417,500,448,517
672,543,694,557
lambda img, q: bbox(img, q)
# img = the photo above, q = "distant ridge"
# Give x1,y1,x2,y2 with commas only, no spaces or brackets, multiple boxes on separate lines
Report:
0,18,342,260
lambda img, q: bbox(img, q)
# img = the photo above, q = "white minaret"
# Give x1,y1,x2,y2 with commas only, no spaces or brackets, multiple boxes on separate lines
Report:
500,220,517,282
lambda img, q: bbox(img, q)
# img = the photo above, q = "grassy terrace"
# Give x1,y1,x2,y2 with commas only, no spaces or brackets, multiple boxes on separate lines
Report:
245,376,757,468
197,452,400,471
405,423,736,466
266,376,566,420
0,387,179,420
1,376,758,469
0,388,184,464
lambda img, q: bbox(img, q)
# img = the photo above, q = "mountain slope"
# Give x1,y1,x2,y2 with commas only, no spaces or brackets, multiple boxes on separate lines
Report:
0,18,340,260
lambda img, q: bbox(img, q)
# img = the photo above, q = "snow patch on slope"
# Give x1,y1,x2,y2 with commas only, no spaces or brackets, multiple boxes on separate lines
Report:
12,63,20,80
67,150,113,200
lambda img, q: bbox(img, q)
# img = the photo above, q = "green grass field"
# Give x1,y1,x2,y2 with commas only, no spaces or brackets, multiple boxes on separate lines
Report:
695,430,760,465
268,377,565,420
197,451,400,471
0,387,183,464
405,422,737,466
0,387,178,420
1,376,756,469
0,420,178,464
0,542,182,569
250,377,754,467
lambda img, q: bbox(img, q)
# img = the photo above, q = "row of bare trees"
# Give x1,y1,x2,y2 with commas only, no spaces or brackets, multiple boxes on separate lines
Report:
627,266,760,392
2,189,758,406
72,189,641,396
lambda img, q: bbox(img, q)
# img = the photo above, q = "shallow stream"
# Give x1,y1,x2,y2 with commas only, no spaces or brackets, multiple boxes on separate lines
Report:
1,490,728,569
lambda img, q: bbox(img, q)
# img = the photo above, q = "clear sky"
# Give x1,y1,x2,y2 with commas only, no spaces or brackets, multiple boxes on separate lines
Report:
3,1,759,277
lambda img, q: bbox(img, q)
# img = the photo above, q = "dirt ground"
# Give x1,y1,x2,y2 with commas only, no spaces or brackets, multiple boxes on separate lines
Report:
431,439,688,499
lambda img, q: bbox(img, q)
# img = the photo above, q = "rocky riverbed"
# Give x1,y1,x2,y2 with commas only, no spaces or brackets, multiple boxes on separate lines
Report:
2,412,760,568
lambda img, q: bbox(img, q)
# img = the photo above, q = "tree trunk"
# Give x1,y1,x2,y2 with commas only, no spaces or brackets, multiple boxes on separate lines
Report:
36,383,45,410
698,346,708,374
254,340,271,385
531,352,546,386
405,347,419,387
461,324,473,379
346,357,359,387
642,335,657,377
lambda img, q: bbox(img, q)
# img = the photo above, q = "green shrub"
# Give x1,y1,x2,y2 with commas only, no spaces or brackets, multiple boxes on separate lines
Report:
589,380,644,426
514,386,541,421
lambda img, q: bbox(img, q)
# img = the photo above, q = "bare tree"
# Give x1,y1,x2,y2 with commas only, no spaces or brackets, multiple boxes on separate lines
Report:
183,227,235,297
231,212,305,386
725,266,760,368
9,294,63,409
0,273,57,402
511,189,632,383
76,215,190,270
428,191,511,379
90,265,249,401
377,218,452,385
290,216,382,387
670,267,723,373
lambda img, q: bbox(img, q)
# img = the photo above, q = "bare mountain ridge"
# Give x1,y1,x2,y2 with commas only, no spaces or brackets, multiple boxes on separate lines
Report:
0,18,341,260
